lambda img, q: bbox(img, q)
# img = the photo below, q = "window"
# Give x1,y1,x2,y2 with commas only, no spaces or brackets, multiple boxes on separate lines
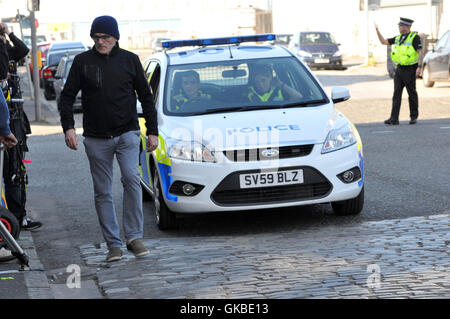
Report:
55,58,66,78
145,60,161,103
300,32,336,45
164,57,327,116
435,32,449,50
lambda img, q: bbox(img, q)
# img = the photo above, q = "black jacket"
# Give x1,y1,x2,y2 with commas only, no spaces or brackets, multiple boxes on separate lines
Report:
0,40,8,80
5,32,29,62
59,44,158,138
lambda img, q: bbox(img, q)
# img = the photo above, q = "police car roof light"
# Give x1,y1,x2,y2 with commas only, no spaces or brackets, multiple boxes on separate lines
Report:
162,34,276,49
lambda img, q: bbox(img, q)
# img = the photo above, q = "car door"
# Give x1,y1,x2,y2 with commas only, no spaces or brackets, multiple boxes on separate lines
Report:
429,31,450,79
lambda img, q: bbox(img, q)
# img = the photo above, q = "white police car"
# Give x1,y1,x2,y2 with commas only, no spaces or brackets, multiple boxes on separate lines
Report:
138,34,364,229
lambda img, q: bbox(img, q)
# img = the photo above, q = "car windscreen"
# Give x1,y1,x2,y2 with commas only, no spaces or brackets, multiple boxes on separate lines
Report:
164,57,328,116
300,33,336,44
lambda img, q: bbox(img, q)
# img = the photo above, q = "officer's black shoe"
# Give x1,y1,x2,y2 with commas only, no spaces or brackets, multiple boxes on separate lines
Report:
409,118,417,124
384,119,399,125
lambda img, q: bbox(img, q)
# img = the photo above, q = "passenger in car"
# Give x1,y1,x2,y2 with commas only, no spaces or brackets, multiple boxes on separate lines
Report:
245,64,302,102
172,70,211,111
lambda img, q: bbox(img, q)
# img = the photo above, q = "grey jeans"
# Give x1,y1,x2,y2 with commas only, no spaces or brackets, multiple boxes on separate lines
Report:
83,130,143,248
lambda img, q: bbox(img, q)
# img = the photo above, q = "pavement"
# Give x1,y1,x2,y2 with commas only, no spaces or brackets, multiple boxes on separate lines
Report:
1,61,450,301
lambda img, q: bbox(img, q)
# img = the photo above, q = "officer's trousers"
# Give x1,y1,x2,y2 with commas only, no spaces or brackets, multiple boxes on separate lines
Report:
391,65,419,121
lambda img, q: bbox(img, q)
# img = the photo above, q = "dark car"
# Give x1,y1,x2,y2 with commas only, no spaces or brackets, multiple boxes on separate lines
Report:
54,54,82,112
421,30,450,87
289,31,343,70
42,41,87,100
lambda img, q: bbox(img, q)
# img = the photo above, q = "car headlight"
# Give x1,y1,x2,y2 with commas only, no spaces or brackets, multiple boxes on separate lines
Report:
297,50,312,57
321,124,357,154
167,140,216,163
332,50,342,57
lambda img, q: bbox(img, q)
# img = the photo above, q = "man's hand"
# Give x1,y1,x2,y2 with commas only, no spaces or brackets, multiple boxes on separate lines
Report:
0,133,18,148
146,134,158,152
0,23,10,36
416,67,422,77
64,128,78,150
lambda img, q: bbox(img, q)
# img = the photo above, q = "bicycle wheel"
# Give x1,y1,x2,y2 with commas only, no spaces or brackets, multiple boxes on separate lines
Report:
0,207,20,241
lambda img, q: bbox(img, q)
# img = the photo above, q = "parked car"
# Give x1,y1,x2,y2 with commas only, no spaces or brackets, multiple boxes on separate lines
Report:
42,41,87,100
421,30,450,87
274,34,293,47
152,37,171,53
54,54,82,112
27,42,52,87
138,34,364,230
289,31,343,70
23,35,47,47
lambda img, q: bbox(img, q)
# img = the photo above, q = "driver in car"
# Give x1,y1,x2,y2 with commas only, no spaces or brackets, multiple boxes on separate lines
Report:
172,70,211,111
245,64,302,103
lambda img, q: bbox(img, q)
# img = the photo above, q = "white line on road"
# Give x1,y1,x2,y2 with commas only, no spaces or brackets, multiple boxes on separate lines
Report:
439,126,450,129
372,130,395,134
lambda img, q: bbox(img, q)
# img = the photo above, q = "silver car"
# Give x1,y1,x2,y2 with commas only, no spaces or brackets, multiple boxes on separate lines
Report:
54,54,82,112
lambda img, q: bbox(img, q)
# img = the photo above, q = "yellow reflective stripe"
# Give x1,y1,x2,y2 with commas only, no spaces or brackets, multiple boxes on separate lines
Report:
156,135,171,166
1,188,7,209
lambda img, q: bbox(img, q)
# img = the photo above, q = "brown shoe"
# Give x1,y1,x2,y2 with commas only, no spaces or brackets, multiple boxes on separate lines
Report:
106,247,123,262
126,238,149,257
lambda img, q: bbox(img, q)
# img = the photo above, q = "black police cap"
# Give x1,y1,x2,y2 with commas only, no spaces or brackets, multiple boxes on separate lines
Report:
398,17,414,26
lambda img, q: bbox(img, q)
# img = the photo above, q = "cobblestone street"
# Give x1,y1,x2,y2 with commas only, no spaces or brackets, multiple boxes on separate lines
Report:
81,214,450,299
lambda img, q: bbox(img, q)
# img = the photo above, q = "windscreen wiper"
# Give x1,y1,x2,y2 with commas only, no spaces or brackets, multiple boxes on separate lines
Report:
280,99,328,108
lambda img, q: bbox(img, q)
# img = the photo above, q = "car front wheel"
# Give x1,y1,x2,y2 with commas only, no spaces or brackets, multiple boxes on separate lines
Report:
332,186,364,216
152,166,178,230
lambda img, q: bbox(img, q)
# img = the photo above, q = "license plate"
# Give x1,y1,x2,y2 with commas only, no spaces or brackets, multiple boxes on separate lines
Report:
239,169,304,188
314,58,329,64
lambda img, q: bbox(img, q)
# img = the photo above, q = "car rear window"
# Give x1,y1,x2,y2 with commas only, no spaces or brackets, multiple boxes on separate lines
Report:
48,50,84,67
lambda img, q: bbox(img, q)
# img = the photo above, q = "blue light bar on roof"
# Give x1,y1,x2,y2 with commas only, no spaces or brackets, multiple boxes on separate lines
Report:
162,34,276,49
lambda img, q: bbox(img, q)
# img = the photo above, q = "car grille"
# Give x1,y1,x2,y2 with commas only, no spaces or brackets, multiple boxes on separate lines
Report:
312,53,332,58
223,144,314,162
211,166,332,206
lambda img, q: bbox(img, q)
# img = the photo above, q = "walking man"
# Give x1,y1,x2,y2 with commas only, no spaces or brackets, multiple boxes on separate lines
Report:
375,17,422,125
59,16,159,262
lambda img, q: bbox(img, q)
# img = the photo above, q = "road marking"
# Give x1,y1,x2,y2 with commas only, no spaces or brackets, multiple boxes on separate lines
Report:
0,270,20,275
439,126,450,129
372,130,395,134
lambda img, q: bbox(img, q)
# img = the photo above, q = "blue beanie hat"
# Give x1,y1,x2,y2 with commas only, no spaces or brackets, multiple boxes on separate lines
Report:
90,15,120,40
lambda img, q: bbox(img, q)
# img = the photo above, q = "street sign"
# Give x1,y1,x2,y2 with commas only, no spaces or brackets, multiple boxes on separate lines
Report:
27,0,40,11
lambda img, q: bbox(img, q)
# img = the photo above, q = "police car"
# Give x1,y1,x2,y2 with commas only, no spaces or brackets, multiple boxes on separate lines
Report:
138,34,364,229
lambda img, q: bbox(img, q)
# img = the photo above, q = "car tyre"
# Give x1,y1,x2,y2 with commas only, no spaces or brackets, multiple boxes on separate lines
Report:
422,65,434,87
152,166,178,230
44,89,55,100
332,186,364,216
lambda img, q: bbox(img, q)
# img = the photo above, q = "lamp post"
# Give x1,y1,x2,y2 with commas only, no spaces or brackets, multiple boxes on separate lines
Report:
28,0,41,121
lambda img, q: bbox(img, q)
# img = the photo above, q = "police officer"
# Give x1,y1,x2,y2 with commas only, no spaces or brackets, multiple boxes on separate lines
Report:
172,70,211,111
375,17,422,125
246,64,301,103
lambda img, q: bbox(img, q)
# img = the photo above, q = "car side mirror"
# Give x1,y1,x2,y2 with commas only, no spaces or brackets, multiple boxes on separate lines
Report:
331,86,350,104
